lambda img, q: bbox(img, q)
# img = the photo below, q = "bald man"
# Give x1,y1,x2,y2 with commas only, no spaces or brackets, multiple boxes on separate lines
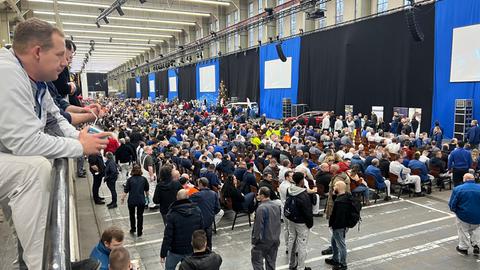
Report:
315,163,332,196
160,189,204,270
448,173,480,256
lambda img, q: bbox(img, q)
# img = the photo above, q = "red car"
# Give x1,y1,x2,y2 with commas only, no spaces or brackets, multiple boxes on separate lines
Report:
283,111,327,127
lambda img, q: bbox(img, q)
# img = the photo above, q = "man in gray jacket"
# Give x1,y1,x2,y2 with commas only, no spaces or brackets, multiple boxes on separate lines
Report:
251,186,282,270
0,18,108,270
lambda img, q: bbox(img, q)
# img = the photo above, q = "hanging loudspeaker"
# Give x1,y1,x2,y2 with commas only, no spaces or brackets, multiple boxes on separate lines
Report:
405,7,424,42
275,43,287,62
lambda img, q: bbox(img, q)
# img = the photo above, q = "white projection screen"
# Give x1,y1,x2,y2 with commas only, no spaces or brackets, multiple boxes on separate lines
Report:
199,65,216,92
169,77,177,92
149,80,155,93
264,57,292,89
451,24,480,82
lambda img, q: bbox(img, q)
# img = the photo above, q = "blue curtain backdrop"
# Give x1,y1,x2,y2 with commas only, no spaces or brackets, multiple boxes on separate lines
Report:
259,37,301,119
433,0,480,138
168,69,178,101
196,59,220,106
148,73,155,101
135,76,141,98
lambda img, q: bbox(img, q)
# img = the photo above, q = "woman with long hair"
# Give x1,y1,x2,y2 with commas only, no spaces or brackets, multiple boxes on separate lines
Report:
221,175,255,212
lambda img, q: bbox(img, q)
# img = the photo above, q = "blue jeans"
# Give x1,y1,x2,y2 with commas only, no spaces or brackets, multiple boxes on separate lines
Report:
353,184,369,199
165,251,189,270
331,228,347,266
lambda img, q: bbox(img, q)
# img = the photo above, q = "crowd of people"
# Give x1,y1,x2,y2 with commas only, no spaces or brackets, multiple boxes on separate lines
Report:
79,93,480,269
1,17,480,270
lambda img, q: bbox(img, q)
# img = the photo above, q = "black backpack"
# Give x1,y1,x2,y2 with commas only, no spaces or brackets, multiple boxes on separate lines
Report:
347,196,362,230
284,192,301,222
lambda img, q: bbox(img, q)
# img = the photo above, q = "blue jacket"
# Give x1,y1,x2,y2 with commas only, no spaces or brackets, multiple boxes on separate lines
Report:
448,181,480,224
365,165,386,189
200,171,221,188
448,148,472,170
350,155,365,173
466,126,478,145
190,188,221,228
408,159,429,182
90,241,110,270
161,199,204,258
233,167,247,183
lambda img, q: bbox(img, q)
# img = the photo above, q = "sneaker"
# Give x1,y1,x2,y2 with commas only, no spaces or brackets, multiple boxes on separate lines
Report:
333,264,348,270
107,204,117,209
321,247,333,255
413,192,425,197
384,196,391,201
94,201,105,205
456,246,468,256
325,258,340,266
137,232,143,237
474,245,479,255
313,212,324,217
71,258,101,270
304,267,311,270
129,229,135,234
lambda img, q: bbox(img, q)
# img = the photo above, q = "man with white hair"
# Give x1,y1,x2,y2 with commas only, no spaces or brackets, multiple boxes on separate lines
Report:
448,173,480,255
389,155,424,197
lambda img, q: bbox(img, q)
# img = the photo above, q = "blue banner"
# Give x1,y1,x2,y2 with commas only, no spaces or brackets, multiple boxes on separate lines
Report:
259,37,301,119
148,73,155,101
196,59,219,106
135,76,141,98
432,0,480,138
168,69,178,101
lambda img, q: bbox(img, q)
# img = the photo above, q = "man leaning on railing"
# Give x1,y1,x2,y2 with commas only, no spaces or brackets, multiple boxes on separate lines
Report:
0,18,110,270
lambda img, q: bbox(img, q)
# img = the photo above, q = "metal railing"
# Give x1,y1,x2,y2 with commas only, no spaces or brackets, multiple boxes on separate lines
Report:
42,158,72,270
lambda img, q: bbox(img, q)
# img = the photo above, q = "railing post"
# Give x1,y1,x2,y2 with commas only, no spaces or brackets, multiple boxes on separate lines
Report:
42,158,71,270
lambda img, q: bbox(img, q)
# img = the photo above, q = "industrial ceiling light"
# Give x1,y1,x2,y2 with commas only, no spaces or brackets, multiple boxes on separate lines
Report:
59,22,183,33
34,11,196,26
65,29,172,38
96,22,101,28
103,17,110,24
29,0,211,17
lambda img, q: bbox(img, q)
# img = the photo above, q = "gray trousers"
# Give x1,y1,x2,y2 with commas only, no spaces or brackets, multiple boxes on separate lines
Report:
457,217,480,250
287,220,310,269
0,153,53,270
251,240,280,270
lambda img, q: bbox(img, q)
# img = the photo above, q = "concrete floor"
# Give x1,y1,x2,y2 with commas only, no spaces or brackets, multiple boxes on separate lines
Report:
1,175,480,270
